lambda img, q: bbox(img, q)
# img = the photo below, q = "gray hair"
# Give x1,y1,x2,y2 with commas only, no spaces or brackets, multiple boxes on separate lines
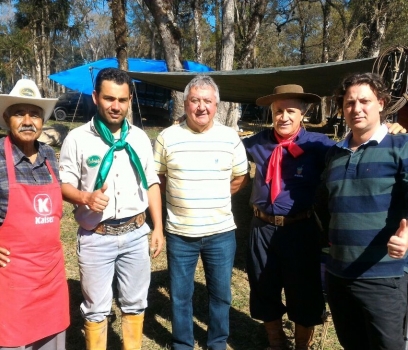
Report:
183,75,220,103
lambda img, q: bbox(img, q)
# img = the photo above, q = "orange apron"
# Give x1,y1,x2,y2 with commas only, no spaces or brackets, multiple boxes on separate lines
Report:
0,136,69,346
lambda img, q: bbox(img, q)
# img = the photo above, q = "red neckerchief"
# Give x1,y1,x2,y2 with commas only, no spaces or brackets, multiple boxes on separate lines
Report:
266,128,304,203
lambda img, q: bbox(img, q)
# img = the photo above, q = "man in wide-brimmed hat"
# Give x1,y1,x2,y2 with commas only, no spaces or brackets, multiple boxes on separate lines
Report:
0,79,70,350
242,84,331,350
243,83,405,350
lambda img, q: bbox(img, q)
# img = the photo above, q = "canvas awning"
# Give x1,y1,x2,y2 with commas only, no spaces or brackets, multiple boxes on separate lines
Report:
127,57,376,104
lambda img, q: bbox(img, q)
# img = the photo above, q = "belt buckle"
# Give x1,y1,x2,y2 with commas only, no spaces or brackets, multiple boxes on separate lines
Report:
134,213,144,228
274,216,284,226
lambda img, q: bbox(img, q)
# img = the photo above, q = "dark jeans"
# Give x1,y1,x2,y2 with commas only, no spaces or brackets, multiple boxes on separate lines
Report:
326,272,408,350
166,231,236,350
247,216,325,327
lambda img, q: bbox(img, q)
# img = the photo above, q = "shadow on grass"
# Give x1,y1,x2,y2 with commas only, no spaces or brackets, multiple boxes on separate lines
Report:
145,268,268,350
64,178,265,349
66,279,122,350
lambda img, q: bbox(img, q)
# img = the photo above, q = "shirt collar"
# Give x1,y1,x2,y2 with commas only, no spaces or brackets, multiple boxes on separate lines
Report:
11,139,45,166
336,124,387,150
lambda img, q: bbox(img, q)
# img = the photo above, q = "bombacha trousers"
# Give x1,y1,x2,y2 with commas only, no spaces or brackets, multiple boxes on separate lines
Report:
77,223,151,322
247,216,325,327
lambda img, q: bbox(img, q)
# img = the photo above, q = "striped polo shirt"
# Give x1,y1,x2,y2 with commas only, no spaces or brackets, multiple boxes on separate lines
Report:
324,124,408,279
154,120,248,237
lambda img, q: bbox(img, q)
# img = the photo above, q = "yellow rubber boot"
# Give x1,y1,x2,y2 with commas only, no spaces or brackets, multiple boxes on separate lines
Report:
84,319,108,350
122,313,144,350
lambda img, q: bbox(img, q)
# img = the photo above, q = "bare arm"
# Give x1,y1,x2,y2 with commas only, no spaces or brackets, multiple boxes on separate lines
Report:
231,174,250,195
147,183,164,258
61,182,109,213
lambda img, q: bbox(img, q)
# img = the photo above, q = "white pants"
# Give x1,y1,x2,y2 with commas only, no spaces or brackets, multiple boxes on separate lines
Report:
77,224,151,322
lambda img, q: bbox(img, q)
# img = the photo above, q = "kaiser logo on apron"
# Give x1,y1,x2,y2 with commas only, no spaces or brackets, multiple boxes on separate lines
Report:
34,194,54,224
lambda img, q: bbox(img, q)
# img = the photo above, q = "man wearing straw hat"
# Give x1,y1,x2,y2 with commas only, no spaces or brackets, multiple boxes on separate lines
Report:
0,79,69,350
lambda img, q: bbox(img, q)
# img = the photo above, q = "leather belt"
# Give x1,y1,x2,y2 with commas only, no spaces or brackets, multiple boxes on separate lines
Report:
93,212,146,235
253,206,312,226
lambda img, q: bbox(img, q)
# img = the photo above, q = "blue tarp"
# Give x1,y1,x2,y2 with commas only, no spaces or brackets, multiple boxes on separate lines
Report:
49,58,213,95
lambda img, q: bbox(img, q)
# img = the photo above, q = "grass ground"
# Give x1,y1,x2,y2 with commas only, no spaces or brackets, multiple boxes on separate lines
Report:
49,117,342,349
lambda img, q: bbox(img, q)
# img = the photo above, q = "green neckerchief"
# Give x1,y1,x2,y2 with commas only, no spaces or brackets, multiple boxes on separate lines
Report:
93,114,148,191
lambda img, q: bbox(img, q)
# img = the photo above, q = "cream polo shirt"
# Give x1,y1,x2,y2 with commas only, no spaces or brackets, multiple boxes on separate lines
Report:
154,121,248,237
59,119,159,231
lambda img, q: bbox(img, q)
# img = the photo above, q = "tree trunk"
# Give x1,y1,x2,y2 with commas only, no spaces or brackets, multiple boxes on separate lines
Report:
135,0,158,59
296,0,307,65
215,0,222,70
220,0,234,71
42,2,52,97
32,24,42,92
109,0,130,123
327,0,360,61
217,0,239,129
236,0,268,69
149,31,156,58
358,0,390,58
40,8,47,96
321,0,330,63
143,0,185,120
109,0,128,71
192,0,203,62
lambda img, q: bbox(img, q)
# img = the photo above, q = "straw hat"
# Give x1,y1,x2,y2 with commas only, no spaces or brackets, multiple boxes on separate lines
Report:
0,79,58,129
256,84,321,106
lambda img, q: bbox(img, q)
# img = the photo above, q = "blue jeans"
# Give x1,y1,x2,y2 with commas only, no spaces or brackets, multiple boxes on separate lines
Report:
166,230,236,350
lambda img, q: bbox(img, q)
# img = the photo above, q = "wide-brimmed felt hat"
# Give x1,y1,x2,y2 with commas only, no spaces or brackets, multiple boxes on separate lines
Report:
256,84,321,106
0,79,58,130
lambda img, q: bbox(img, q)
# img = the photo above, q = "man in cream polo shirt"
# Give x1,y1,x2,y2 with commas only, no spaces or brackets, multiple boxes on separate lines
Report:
154,75,249,350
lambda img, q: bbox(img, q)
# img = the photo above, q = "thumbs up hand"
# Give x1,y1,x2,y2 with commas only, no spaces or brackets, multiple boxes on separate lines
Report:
387,219,408,259
87,183,110,213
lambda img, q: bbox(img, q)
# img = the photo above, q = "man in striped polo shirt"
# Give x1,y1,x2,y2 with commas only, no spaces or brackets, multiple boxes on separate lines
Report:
154,75,249,350
324,72,408,350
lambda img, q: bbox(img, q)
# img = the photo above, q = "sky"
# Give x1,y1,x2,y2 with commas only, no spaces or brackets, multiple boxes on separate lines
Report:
0,3,14,31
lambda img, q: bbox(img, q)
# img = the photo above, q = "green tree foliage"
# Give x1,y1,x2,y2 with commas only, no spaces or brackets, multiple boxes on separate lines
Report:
1,0,408,97
1,0,71,95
